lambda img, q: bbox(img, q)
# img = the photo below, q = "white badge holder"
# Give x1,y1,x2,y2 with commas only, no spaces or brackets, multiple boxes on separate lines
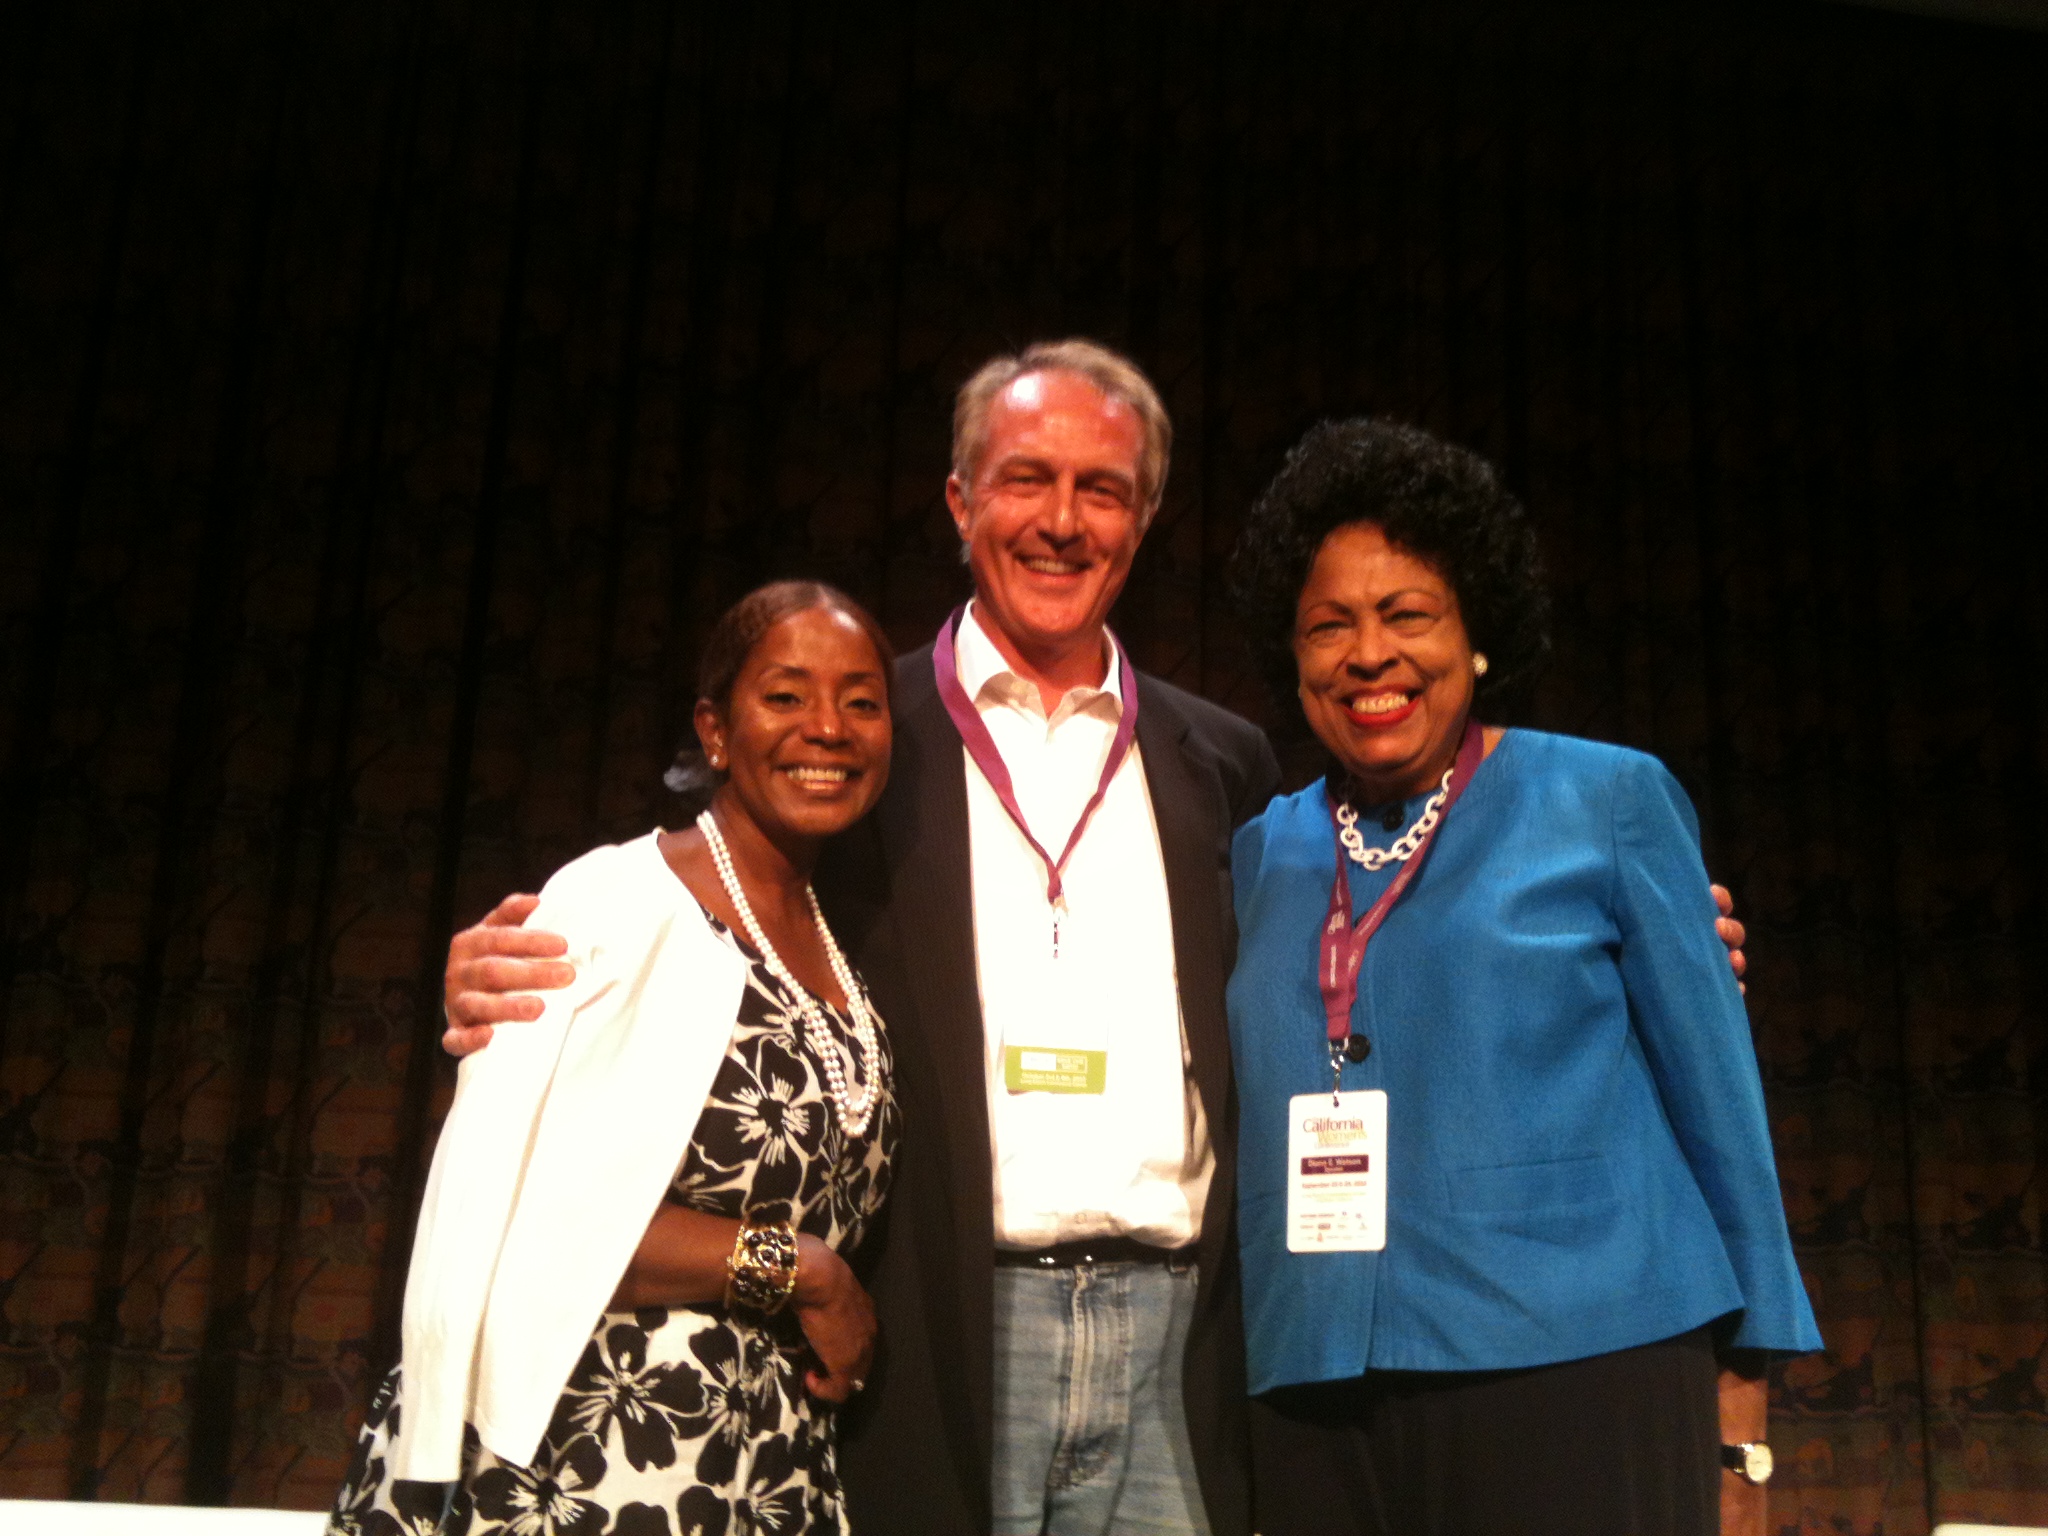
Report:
1286,1089,1388,1252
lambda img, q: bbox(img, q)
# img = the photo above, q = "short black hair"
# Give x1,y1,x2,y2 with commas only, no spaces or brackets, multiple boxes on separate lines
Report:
1228,418,1552,710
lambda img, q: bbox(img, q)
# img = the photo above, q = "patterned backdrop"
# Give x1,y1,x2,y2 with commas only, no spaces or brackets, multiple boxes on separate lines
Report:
2,0,2045,1528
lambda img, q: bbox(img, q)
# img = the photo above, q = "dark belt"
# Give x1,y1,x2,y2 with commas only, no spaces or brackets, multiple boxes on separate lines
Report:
995,1236,1194,1270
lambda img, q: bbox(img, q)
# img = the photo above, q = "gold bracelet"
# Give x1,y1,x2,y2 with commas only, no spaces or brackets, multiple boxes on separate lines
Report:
724,1218,800,1316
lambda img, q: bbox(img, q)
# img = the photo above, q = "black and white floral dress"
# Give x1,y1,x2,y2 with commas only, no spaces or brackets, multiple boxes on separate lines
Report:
329,910,898,1536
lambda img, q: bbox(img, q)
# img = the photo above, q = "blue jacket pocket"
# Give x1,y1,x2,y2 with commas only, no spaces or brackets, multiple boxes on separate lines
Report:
1449,1154,1616,1214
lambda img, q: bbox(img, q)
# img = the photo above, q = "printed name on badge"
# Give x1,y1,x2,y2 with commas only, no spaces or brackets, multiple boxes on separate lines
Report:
1004,1045,1108,1095
1287,1090,1387,1252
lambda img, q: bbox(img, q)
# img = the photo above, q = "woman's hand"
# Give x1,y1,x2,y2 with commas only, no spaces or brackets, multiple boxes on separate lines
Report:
1719,1352,1769,1536
1711,884,1747,994
792,1234,877,1404
442,893,577,1056
611,1214,874,1406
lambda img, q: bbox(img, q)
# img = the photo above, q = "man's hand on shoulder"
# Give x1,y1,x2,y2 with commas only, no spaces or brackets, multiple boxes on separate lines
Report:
442,893,577,1057
1711,884,1747,994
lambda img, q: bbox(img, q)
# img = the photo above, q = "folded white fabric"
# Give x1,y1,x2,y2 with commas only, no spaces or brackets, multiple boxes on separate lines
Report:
391,832,747,1481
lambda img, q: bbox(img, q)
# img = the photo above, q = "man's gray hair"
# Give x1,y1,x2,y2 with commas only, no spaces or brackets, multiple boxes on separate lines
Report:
951,339,1173,521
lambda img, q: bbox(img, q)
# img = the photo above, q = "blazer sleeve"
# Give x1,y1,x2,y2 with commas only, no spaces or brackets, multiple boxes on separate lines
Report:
1610,753,1823,1355
397,837,750,1479
391,859,623,1480
1232,731,1283,830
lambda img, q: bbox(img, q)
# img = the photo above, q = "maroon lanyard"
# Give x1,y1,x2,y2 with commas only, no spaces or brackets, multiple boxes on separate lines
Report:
1318,719,1486,1074
932,606,1140,953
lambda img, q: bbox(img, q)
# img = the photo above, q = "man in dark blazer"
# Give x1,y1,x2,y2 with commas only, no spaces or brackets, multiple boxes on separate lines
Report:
814,365,1277,1529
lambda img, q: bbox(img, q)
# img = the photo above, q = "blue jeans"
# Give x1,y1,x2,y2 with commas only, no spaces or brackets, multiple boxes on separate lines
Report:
990,1259,1211,1536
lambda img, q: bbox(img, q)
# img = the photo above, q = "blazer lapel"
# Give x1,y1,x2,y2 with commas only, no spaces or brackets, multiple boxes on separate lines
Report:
872,645,997,1453
1135,674,1238,1287
879,648,989,1220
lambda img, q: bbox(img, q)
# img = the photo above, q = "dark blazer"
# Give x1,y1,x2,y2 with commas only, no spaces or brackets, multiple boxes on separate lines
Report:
817,641,1280,1536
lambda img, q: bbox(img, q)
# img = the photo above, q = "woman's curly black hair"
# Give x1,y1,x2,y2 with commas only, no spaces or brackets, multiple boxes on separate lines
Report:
1228,418,1552,713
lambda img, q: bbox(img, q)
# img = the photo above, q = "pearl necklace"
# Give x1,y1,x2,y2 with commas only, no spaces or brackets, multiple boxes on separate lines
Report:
696,809,881,1138
1334,764,1456,870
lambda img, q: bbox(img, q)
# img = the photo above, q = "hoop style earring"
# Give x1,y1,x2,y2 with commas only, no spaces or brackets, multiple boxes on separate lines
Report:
1471,653,1489,678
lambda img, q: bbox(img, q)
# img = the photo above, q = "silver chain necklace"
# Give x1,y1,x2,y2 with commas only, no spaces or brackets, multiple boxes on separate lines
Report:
1334,765,1456,871
696,809,881,1138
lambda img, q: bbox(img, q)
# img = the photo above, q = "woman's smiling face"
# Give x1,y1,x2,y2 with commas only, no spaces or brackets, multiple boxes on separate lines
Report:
695,604,893,848
1292,521,1477,802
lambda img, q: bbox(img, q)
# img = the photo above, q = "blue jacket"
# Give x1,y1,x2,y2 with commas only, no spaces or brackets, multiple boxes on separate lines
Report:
1226,729,1821,1395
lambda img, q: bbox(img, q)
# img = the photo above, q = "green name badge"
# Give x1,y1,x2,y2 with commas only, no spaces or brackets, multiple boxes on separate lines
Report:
1003,1045,1107,1094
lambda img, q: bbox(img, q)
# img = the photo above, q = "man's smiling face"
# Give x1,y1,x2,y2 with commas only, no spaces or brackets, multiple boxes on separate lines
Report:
946,369,1149,665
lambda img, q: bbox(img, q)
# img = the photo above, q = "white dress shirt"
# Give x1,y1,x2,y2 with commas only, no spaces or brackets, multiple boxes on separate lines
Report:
955,603,1213,1250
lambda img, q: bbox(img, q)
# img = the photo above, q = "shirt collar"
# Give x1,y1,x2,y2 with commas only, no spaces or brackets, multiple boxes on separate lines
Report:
956,600,1125,718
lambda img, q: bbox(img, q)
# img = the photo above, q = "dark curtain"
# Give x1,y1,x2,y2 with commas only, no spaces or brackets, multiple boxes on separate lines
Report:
3,1,2044,1528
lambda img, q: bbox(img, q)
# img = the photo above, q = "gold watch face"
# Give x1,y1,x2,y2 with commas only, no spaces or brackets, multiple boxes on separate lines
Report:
1740,1443,1774,1483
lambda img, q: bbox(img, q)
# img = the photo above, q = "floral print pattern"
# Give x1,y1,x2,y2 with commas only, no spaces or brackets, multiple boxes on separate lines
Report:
328,911,897,1535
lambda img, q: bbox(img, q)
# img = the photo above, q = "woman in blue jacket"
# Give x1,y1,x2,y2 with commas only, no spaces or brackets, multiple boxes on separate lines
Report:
1224,420,1820,1536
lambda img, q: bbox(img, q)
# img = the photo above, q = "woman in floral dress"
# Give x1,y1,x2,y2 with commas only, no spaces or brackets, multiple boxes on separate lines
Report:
329,583,900,1536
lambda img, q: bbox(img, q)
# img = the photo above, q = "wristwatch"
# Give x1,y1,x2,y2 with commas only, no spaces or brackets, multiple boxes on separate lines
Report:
1721,1442,1774,1484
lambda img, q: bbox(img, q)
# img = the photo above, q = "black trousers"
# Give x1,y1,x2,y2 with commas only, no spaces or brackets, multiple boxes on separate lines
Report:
1248,1329,1721,1536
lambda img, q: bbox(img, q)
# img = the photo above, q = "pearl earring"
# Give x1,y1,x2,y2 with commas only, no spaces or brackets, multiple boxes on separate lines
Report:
1471,653,1489,678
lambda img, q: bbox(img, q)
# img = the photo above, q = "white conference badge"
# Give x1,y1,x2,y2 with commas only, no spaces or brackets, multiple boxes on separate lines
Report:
1286,1090,1387,1252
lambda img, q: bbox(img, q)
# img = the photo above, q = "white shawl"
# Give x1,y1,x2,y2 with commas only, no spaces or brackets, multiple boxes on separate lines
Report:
390,831,749,1481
